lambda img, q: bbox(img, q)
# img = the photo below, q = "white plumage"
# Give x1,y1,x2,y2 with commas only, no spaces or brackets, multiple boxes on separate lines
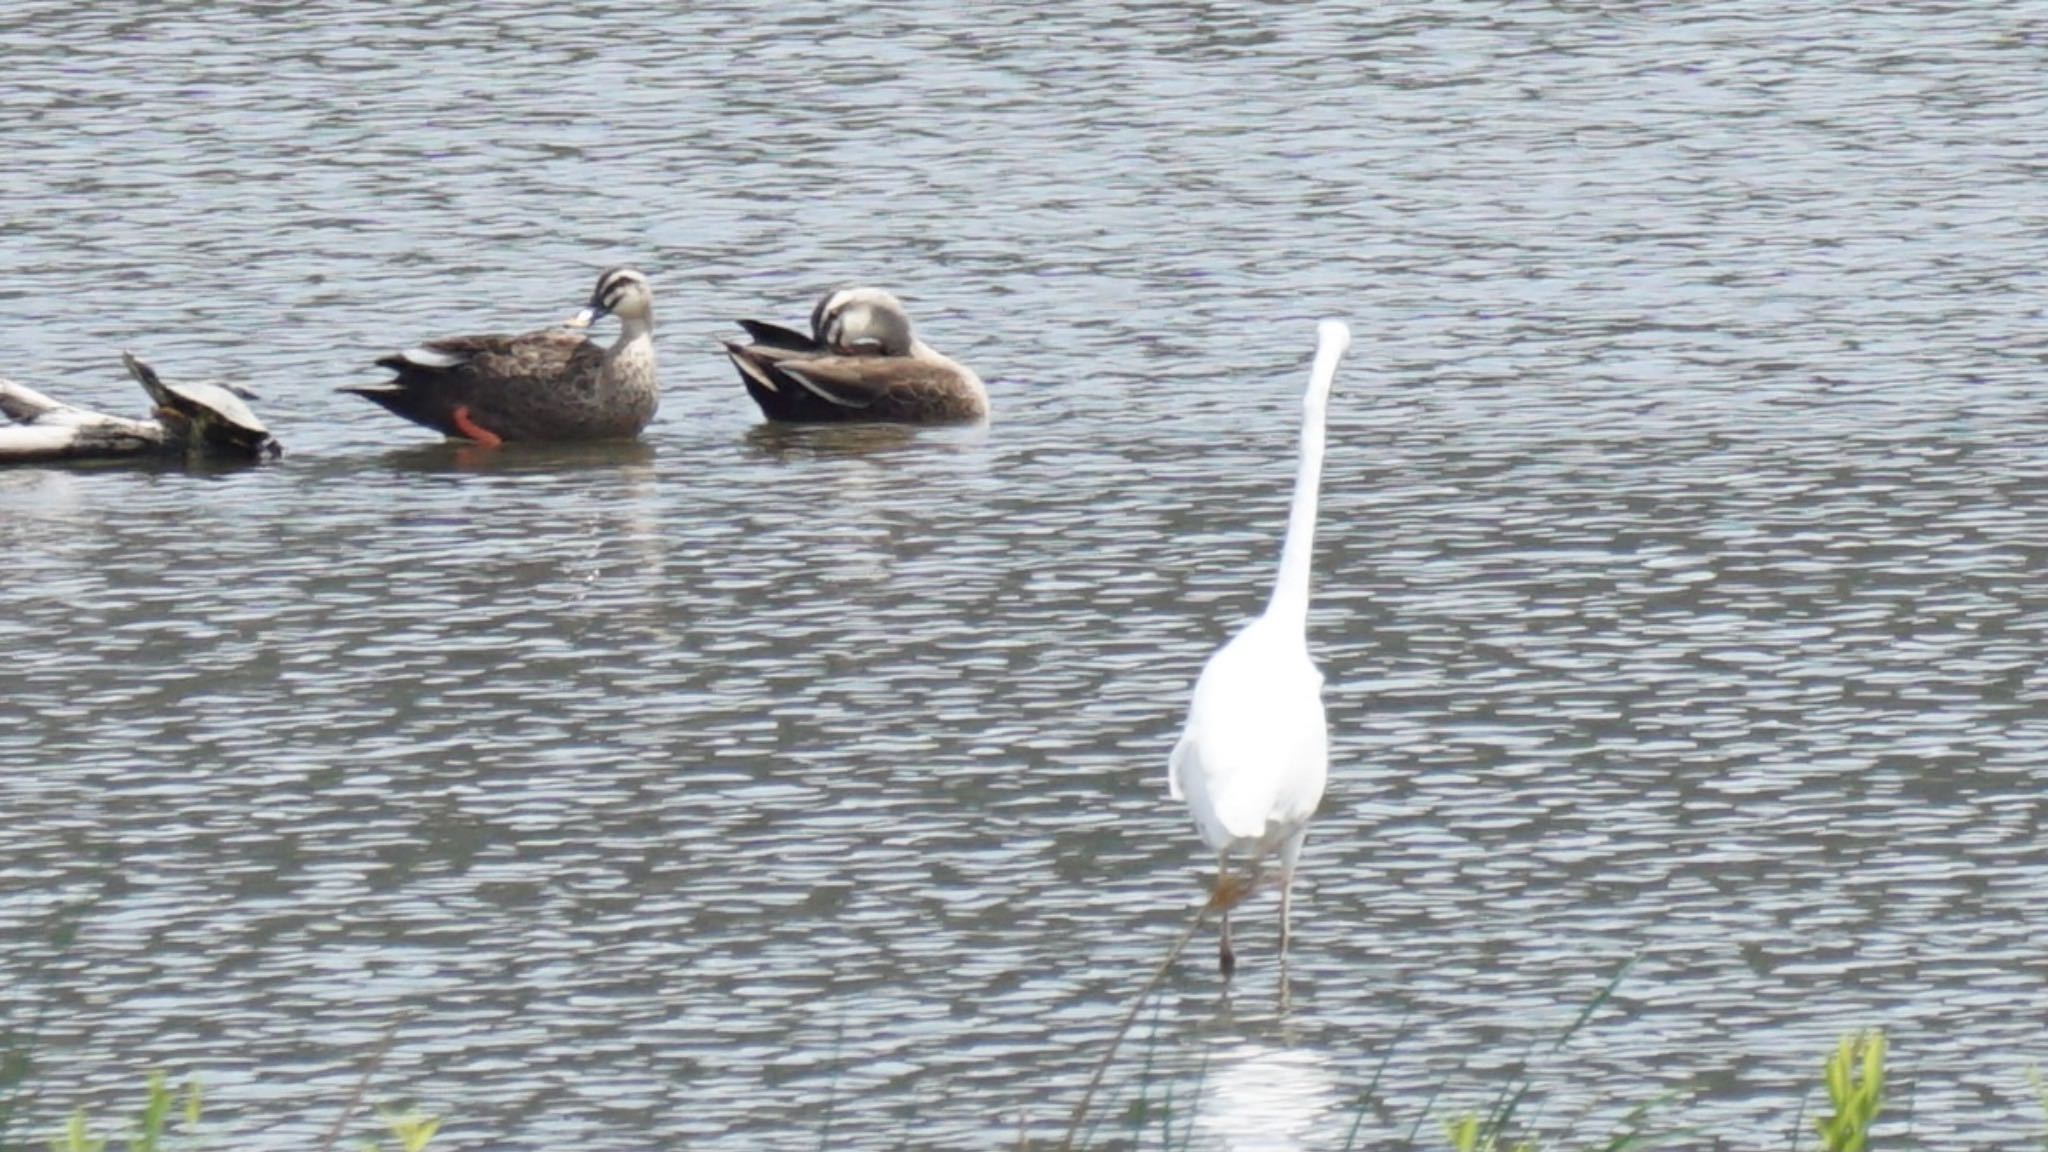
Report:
1169,319,1352,975
398,346,468,369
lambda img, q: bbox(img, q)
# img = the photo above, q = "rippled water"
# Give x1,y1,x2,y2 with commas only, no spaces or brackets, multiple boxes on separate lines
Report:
3,3,2045,1149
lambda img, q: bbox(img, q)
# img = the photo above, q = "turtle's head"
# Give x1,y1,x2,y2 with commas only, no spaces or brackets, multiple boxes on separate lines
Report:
122,352,175,409
125,352,195,437
567,267,654,329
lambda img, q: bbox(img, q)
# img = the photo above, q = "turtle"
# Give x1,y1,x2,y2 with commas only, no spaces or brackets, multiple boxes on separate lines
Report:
122,352,281,459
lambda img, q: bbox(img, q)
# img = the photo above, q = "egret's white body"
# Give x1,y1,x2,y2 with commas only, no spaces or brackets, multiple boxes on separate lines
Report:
1169,320,1351,974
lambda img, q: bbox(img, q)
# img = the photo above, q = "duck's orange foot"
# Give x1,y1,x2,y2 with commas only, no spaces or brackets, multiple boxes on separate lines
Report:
451,405,505,448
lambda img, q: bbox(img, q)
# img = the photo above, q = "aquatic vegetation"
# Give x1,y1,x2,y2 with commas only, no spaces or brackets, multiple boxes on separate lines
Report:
0,1030,31,1151
20,1077,437,1152
1418,959,1685,1152
367,1108,442,1152
2028,1064,2048,1148
1,907,87,1152
1444,1112,1538,1152
1050,949,1898,1151
41,1072,200,1152
1055,898,1227,1150
1812,1031,1885,1152
1437,1095,1680,1152
1101,998,1203,1152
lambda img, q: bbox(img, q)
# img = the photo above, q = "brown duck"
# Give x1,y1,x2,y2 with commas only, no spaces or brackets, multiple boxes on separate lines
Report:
345,267,659,445
723,287,987,425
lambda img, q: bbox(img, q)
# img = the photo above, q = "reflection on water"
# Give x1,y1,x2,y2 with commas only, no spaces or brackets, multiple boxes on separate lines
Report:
1196,1042,1343,1152
2,2,2046,1150
373,439,663,476
739,421,931,462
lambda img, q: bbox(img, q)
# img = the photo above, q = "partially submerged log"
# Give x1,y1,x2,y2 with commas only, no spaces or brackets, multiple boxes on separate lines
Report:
0,377,170,462
0,354,279,464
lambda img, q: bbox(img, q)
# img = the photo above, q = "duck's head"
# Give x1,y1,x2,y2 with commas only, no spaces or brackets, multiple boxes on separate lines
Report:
568,267,654,328
811,286,915,356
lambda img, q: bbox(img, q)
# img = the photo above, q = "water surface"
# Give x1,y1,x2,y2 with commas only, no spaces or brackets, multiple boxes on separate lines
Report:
2,3,2045,1148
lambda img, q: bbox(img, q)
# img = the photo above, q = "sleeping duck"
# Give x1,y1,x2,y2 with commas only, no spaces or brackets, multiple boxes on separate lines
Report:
723,287,986,425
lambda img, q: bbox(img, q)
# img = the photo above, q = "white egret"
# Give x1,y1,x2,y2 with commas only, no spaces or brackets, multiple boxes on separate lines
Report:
1169,319,1351,976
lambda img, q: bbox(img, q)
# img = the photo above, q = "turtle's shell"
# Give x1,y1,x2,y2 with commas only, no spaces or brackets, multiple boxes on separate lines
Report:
124,352,279,459
161,379,269,437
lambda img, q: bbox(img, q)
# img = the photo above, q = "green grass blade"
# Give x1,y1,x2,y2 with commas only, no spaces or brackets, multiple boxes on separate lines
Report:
1553,955,1638,1053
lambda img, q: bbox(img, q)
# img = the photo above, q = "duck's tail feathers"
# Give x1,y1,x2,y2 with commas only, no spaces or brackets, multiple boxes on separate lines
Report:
374,345,472,375
736,320,817,350
723,343,783,397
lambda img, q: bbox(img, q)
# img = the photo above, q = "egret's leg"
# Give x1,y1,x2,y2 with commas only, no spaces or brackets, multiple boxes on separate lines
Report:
1277,829,1308,960
1216,848,1237,978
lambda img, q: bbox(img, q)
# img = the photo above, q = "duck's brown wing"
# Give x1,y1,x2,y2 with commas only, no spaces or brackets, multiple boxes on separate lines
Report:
731,351,985,424
376,329,598,388
348,328,600,440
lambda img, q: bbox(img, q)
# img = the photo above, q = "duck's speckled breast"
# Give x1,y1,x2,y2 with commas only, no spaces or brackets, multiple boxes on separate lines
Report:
592,335,659,437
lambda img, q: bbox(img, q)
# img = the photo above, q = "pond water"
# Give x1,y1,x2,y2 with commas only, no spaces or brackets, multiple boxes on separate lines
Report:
2,3,2044,1149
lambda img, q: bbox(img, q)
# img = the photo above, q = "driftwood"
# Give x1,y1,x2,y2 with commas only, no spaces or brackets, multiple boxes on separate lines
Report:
0,354,277,464
0,376,171,462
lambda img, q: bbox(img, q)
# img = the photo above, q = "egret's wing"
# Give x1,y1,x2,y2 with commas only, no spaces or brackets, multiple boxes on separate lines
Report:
1167,733,1192,801
1176,625,1330,845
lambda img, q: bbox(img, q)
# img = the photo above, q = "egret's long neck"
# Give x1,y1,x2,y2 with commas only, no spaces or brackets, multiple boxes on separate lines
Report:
1264,323,1351,631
